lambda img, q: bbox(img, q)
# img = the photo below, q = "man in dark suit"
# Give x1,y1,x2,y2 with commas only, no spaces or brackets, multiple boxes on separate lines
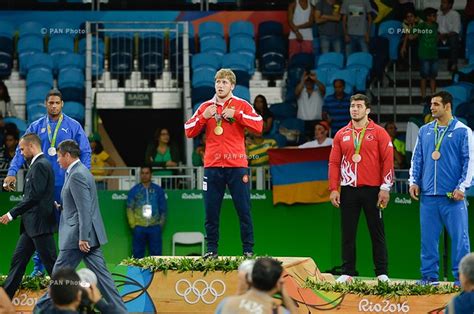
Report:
51,139,126,312
0,133,57,300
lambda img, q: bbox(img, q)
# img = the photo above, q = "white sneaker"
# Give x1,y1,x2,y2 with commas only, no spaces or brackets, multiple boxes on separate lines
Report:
336,275,353,283
377,274,390,282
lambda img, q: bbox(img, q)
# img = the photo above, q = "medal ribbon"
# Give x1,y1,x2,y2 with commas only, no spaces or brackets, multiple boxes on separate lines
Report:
47,114,64,149
352,123,368,155
214,99,233,128
433,118,453,152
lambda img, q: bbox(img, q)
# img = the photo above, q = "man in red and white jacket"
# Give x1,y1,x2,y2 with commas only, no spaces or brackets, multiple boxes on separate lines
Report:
184,69,263,258
328,93,394,283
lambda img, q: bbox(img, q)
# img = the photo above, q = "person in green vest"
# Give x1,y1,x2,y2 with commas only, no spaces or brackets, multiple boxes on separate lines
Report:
415,7,439,101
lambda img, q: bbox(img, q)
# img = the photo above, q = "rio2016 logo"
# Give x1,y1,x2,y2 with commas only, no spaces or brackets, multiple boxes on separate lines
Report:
12,294,37,306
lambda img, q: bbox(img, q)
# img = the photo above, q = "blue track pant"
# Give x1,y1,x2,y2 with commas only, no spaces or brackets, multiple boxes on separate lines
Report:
420,195,470,280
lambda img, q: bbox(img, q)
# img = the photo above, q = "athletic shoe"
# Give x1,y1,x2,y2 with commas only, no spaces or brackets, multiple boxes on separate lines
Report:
203,251,218,259
243,252,254,258
336,274,353,283
377,274,390,282
30,270,44,277
416,277,439,286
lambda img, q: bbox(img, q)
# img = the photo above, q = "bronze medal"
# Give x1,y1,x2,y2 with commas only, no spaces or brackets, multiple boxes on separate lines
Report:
352,154,362,163
432,151,441,160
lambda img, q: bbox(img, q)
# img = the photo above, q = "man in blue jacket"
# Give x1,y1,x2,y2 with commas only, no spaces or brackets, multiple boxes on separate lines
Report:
409,91,473,286
3,89,91,276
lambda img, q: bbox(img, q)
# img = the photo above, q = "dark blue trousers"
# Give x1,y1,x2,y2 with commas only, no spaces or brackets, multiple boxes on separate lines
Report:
132,225,162,258
203,167,254,253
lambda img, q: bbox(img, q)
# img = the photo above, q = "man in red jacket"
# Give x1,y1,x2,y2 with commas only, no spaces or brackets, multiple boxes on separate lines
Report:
328,93,394,282
184,69,263,258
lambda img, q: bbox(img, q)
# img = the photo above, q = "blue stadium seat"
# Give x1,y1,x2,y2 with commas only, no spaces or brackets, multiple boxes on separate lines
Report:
192,86,215,105
0,52,13,78
18,37,45,75
315,68,331,86
57,53,85,73
200,37,227,57
26,68,54,88
26,85,51,105
0,36,13,55
110,52,133,78
287,66,305,88
19,21,45,38
0,21,14,59
89,52,104,77
317,52,344,69
258,21,283,39
259,36,286,77
58,67,84,87
49,21,77,37
289,53,314,70
0,21,14,38
48,35,75,53
63,101,85,124
192,52,222,72
260,51,285,77
139,33,165,78
346,52,373,69
58,68,85,102
229,37,256,74
24,53,54,77
442,85,471,111
378,20,403,61
346,52,373,92
269,102,297,120
49,35,75,70
455,101,474,130
233,70,251,88
4,117,28,135
229,21,255,39
192,68,215,88
109,32,134,78
27,104,47,123
199,21,224,42
78,37,105,54
222,53,252,74
466,21,474,59
233,85,251,102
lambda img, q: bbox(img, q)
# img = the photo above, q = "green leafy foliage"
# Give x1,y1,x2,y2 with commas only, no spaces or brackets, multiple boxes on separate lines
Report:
121,256,248,274
0,275,51,291
305,278,460,299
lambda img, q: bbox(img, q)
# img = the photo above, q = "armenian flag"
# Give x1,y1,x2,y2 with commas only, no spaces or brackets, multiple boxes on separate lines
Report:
268,147,331,205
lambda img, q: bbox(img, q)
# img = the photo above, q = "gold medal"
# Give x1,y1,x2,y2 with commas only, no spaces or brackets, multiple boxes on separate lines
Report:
214,126,223,135
352,154,362,163
432,151,441,160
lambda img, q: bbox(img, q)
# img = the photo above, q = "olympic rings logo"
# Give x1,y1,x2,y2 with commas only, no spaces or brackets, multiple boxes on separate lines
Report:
175,279,226,304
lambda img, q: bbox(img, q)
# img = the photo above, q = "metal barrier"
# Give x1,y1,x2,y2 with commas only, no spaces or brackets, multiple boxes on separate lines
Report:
3,166,410,194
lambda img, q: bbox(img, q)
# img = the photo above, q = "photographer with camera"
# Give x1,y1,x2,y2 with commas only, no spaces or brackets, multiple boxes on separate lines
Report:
35,268,117,314
216,257,297,314
295,70,325,142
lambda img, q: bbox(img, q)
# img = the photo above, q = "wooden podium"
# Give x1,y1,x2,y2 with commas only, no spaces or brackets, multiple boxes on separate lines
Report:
12,256,455,313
